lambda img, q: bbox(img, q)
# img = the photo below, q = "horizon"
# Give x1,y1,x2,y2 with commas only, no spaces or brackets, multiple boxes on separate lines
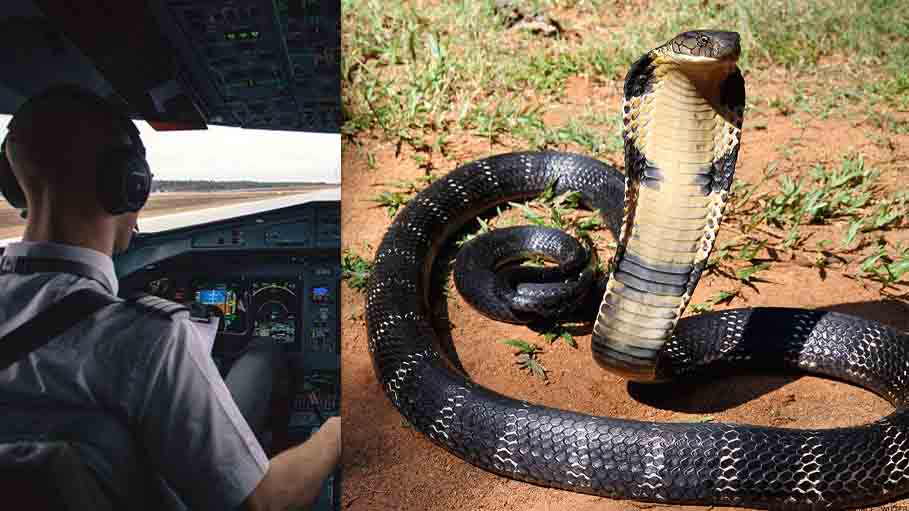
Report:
0,114,341,184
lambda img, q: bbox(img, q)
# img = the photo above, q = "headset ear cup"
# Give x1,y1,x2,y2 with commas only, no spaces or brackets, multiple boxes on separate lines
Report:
123,156,152,212
0,139,28,209
96,148,151,215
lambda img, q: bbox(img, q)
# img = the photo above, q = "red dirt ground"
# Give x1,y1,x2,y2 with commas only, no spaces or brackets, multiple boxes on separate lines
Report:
340,40,909,511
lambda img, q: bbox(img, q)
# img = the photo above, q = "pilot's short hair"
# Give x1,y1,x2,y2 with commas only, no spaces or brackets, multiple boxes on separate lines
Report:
8,83,139,143
5,84,144,179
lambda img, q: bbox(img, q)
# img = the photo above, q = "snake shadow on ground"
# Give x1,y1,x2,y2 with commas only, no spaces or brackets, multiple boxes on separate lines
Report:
429,225,909,415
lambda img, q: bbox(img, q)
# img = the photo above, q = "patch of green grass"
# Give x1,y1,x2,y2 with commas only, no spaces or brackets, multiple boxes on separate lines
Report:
718,152,909,296
850,192,909,241
369,175,437,217
542,325,577,348
550,119,608,155
736,262,772,283
500,339,548,380
690,290,739,314
705,233,772,284
370,190,411,217
868,110,909,135
341,251,373,292
343,0,525,147
507,180,605,242
458,215,495,247
514,51,581,94
472,100,546,145
855,242,909,289
749,155,882,248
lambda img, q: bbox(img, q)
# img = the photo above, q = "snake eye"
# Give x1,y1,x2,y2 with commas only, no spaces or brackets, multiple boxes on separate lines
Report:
697,35,709,47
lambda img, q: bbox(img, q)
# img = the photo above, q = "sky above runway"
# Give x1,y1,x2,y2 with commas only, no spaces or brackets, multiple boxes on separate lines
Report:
0,114,340,184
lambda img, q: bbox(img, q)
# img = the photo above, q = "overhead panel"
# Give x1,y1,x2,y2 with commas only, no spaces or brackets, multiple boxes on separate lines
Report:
161,0,339,133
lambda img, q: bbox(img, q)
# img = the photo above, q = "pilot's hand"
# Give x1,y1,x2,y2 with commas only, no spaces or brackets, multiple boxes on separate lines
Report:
321,416,341,458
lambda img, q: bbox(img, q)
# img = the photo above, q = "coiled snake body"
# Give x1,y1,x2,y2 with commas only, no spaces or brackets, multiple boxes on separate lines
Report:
365,31,909,509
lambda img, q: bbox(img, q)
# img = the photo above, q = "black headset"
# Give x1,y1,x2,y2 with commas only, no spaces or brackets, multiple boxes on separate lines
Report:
0,85,152,215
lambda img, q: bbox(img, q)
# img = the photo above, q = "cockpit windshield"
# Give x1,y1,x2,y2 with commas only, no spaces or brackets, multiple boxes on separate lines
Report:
0,115,340,239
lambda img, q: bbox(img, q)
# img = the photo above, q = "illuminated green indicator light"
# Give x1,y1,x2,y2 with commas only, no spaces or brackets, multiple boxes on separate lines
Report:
224,30,261,41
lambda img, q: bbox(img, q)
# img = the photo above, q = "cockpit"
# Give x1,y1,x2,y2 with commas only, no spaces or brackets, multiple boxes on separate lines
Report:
118,198,342,509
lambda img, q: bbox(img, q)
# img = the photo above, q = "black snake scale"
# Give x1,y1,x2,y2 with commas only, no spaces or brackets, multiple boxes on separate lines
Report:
365,31,909,509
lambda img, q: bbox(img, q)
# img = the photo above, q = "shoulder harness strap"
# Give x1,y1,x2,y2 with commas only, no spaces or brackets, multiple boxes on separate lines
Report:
0,288,120,370
0,255,114,294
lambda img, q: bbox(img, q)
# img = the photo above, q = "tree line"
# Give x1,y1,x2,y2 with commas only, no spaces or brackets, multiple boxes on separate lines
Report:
151,180,331,193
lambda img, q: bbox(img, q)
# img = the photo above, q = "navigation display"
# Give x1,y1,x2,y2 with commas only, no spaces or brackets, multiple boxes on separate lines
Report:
193,281,246,334
198,289,228,305
252,280,298,344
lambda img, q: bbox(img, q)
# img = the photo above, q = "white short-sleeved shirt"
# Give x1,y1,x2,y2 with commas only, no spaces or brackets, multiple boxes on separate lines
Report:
0,241,269,510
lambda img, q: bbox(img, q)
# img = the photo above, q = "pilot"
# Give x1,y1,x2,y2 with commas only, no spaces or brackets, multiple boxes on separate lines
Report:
0,85,341,510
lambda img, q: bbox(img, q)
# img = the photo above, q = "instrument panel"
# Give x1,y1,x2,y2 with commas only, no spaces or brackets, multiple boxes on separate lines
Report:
142,269,336,355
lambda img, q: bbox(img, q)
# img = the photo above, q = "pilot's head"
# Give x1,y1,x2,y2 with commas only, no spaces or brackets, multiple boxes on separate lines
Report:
3,84,151,254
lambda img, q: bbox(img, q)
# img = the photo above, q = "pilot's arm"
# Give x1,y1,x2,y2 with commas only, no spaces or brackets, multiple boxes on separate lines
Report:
246,415,341,511
131,314,340,510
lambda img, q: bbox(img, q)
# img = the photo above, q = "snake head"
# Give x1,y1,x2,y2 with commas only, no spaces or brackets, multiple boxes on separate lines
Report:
658,30,741,65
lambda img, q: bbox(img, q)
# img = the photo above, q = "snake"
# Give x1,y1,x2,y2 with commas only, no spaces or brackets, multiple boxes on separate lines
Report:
365,30,909,509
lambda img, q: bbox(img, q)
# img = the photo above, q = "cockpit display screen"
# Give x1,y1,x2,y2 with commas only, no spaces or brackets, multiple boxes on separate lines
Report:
198,289,228,305
311,286,330,302
193,282,246,334
252,280,298,344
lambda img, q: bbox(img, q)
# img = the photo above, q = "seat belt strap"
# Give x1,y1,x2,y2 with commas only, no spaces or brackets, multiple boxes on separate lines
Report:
0,289,119,370
0,256,113,294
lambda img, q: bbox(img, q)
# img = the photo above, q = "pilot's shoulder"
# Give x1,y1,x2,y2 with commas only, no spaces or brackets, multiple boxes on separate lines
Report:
114,294,210,359
121,292,190,321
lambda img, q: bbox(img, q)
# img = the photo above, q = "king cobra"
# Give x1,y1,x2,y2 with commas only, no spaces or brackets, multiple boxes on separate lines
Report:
365,31,909,509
